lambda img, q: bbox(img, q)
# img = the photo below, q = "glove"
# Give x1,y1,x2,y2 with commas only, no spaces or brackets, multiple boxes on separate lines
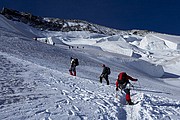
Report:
116,88,119,91
134,79,138,81
100,74,104,78
130,84,134,88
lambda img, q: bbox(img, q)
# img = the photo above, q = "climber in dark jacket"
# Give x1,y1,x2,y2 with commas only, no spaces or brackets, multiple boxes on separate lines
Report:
99,64,110,85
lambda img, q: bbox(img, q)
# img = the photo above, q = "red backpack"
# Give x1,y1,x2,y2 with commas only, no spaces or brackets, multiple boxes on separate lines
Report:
118,72,127,84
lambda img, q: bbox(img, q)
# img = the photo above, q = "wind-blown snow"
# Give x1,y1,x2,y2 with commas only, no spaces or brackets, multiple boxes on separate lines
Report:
0,14,180,120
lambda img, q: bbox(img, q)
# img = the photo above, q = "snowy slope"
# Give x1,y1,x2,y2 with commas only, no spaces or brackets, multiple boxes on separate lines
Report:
0,13,180,120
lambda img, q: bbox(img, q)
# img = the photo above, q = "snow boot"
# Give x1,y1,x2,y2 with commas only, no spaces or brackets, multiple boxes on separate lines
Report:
69,71,73,76
126,100,134,105
73,71,76,76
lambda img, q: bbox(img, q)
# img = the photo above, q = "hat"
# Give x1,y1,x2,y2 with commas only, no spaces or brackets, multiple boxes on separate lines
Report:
102,64,105,67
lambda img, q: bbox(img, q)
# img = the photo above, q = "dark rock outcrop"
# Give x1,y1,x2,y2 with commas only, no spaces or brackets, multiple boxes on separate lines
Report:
0,8,125,35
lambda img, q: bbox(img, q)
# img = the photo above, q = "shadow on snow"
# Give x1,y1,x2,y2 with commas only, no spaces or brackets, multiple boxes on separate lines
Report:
161,72,180,78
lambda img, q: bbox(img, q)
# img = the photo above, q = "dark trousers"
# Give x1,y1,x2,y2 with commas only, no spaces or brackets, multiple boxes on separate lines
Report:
100,75,109,85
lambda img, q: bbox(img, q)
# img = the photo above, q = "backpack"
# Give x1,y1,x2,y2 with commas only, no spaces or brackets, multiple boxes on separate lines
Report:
74,58,79,66
107,67,111,75
118,72,127,84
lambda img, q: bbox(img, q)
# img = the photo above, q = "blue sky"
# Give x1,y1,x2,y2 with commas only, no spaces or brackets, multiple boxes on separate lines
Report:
1,0,180,35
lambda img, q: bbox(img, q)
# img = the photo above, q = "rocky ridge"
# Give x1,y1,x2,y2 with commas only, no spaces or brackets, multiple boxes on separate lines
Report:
0,8,153,36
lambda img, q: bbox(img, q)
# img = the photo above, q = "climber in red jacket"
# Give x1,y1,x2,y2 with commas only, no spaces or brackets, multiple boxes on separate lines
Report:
116,72,138,105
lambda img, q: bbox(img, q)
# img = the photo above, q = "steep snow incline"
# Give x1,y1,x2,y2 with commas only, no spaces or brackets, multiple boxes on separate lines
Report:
0,12,180,120
0,52,179,120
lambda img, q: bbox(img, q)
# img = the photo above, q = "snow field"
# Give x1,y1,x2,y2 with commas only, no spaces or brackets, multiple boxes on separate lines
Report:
0,53,130,120
0,13,180,120
1,52,180,120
